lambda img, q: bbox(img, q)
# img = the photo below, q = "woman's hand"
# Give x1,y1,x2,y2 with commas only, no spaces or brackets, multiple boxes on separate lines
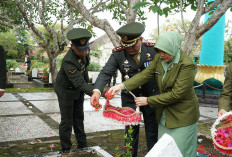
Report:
217,109,227,117
218,109,230,124
134,97,148,106
108,83,125,96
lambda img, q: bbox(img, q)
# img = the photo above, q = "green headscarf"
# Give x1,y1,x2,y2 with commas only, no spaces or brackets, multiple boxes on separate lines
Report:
154,31,182,82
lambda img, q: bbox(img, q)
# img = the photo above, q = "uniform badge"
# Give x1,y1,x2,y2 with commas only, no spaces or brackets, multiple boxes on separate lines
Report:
80,39,86,45
78,59,81,63
144,62,151,67
69,69,76,74
146,53,152,61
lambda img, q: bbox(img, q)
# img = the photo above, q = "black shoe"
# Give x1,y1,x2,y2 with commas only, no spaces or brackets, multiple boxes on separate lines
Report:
59,149,70,154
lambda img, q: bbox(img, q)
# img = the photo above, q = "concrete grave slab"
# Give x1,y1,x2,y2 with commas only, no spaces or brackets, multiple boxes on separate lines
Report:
18,92,57,100
0,93,19,102
199,106,217,119
0,116,58,142
30,100,60,113
0,102,33,116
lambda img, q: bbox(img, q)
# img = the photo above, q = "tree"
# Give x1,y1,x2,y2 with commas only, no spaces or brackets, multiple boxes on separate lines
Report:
14,0,103,84
0,0,23,32
133,0,232,56
64,0,146,47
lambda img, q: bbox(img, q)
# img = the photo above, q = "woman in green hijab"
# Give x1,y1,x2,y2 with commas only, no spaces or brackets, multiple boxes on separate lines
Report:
108,31,199,157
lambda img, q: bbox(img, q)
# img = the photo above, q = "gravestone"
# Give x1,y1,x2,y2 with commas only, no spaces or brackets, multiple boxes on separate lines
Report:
49,73,52,83
145,133,182,157
32,68,38,78
15,67,20,72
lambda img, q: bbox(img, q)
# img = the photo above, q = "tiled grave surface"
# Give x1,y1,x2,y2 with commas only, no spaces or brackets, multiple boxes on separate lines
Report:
0,91,220,143
31,100,60,113
49,111,126,133
18,92,57,100
0,101,33,116
0,116,58,142
200,107,218,119
0,93,19,101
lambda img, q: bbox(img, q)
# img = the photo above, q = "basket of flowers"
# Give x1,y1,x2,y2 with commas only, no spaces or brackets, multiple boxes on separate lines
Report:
102,90,141,125
211,111,232,155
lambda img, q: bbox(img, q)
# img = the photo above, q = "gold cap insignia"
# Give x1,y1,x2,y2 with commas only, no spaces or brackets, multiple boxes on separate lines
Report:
80,39,86,46
121,35,128,42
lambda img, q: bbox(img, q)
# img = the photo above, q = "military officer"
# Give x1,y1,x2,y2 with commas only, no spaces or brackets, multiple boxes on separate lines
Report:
54,28,94,153
90,22,159,157
0,46,6,97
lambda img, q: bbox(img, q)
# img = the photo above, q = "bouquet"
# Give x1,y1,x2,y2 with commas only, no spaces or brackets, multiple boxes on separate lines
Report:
211,111,232,155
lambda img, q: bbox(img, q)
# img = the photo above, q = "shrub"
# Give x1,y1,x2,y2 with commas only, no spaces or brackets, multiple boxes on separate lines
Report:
6,60,18,70
87,62,101,71
40,68,49,83
31,60,46,69
57,54,65,68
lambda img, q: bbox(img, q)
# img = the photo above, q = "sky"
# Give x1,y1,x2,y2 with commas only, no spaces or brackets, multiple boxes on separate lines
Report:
91,8,232,41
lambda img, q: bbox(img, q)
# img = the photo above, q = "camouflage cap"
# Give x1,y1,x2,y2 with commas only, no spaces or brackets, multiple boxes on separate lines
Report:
67,28,92,51
116,22,145,47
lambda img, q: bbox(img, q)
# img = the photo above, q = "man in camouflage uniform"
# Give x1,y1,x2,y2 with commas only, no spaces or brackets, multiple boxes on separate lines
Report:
55,28,94,153
90,22,159,157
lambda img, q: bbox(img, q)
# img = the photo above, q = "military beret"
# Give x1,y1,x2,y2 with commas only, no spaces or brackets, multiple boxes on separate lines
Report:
116,22,145,47
67,28,92,51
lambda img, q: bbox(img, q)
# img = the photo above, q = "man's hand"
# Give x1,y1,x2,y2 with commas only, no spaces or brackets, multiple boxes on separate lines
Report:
0,91,4,97
134,97,148,106
90,91,101,107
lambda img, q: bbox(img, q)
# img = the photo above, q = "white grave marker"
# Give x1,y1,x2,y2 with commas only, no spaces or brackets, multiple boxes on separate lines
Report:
145,133,183,157
32,68,38,77
15,67,20,72
49,73,52,83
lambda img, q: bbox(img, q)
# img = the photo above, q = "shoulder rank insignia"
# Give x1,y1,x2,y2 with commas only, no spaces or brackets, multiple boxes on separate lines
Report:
145,42,155,47
113,46,124,52
69,69,76,74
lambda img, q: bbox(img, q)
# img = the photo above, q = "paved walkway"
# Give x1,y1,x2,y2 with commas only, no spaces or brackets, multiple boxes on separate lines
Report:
0,92,219,156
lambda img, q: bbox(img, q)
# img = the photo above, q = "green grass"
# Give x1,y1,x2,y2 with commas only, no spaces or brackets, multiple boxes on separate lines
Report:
5,87,54,93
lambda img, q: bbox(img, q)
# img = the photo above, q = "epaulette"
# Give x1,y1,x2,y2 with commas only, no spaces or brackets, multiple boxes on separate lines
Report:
145,42,155,47
113,46,124,52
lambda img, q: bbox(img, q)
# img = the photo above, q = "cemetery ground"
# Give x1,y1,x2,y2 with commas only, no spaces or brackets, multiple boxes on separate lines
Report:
0,74,224,157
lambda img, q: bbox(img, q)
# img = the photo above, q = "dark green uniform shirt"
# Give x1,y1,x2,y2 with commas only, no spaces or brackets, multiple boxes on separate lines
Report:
94,42,159,109
55,48,93,99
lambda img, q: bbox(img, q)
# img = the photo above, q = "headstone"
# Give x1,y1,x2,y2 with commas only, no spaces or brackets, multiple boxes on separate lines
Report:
15,67,20,72
92,73,98,83
145,133,182,157
49,73,52,83
32,68,38,77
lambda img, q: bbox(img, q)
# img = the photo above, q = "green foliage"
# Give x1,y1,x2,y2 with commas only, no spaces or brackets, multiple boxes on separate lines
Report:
40,68,49,83
124,126,133,157
31,60,46,69
0,0,23,32
87,62,101,71
91,50,102,58
57,54,65,68
224,34,232,64
133,0,198,17
6,60,18,70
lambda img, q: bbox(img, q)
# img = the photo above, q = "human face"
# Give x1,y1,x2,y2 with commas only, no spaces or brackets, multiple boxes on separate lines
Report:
124,38,143,55
158,49,173,63
71,44,89,59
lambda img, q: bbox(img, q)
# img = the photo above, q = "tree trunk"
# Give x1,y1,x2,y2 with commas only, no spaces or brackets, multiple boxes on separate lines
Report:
48,56,58,85
182,33,198,56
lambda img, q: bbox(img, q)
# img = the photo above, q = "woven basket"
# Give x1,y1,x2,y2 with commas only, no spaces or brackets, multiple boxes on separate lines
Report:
211,111,232,155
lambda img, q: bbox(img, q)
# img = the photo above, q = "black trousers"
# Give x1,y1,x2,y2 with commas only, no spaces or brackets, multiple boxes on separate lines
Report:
58,94,87,150
125,105,158,157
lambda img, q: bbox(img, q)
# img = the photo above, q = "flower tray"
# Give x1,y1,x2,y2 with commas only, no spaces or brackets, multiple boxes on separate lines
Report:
103,102,141,125
211,111,232,155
